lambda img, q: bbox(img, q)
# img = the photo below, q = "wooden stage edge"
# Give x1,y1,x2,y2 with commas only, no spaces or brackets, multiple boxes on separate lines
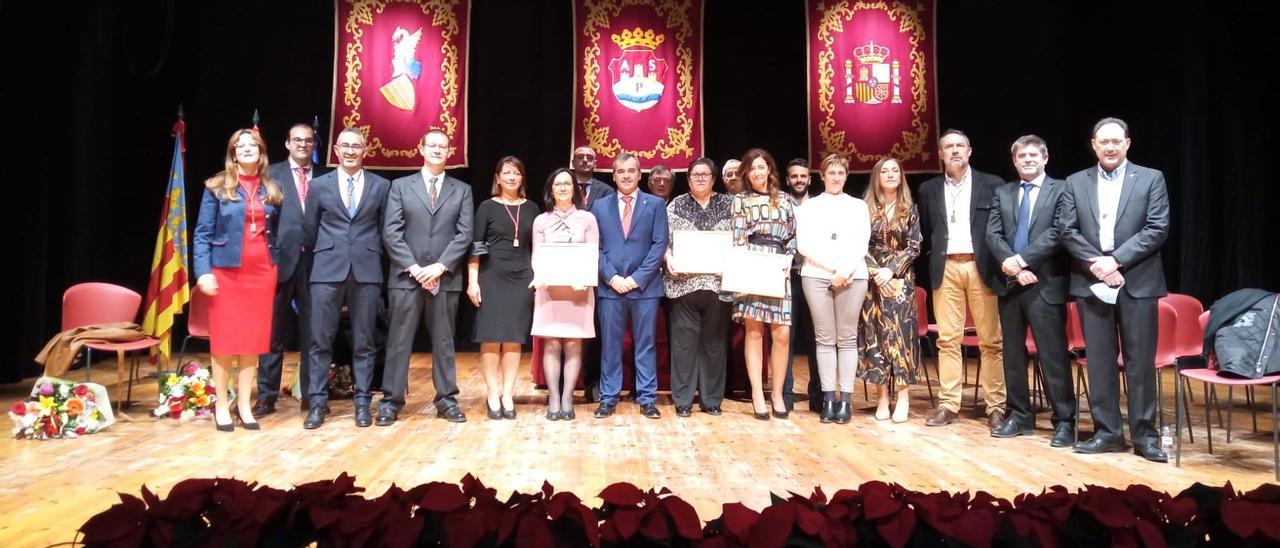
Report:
1,352,1275,545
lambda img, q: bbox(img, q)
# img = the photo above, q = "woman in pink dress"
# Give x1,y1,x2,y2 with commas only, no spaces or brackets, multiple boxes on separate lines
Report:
530,168,600,420
193,129,283,431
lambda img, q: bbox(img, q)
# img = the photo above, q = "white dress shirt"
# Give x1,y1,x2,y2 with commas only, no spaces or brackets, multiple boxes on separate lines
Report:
795,193,871,280
421,167,446,199
338,168,365,213
1095,160,1127,253
943,167,974,254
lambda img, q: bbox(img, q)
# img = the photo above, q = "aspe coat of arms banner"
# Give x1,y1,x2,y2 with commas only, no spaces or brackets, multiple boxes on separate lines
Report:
329,0,470,169
807,0,938,172
573,0,704,172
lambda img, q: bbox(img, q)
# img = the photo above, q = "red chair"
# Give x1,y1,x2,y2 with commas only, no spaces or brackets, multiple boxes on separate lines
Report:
915,287,935,407
1160,294,1202,441
62,282,161,412
174,289,211,371
1176,310,1280,480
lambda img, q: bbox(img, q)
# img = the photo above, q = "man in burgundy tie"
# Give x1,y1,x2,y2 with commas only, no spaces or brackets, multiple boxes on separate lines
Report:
255,122,328,418
590,153,669,419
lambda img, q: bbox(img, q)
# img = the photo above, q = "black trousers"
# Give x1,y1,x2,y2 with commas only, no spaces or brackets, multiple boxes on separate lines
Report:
1079,293,1159,445
258,255,311,402
669,290,730,407
998,286,1075,428
787,270,819,409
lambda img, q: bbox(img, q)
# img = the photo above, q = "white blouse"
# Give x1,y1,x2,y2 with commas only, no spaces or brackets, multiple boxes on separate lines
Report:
794,192,871,280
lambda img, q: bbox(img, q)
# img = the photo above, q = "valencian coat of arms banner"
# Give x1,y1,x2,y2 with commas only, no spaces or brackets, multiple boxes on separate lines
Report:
573,0,704,172
329,0,470,169
807,0,938,172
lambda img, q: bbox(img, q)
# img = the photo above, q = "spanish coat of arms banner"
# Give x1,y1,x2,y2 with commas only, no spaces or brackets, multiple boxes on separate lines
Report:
329,0,470,169
807,0,938,172
572,0,704,172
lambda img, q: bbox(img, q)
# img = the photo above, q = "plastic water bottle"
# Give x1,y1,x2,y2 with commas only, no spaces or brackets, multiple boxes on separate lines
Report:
1161,425,1174,460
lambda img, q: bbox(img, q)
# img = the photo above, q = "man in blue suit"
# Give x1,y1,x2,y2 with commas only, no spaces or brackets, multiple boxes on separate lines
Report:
302,127,390,429
590,152,669,419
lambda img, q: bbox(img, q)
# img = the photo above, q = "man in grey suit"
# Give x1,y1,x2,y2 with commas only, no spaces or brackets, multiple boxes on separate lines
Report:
381,128,473,424
1057,117,1170,462
255,123,326,417
986,135,1076,446
303,127,390,429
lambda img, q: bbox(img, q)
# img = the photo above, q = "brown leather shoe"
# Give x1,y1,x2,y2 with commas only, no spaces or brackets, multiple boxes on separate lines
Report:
986,409,1006,430
924,406,959,427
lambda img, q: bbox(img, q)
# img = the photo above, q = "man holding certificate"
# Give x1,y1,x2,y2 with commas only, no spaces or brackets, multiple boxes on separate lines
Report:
664,157,733,417
590,153,670,419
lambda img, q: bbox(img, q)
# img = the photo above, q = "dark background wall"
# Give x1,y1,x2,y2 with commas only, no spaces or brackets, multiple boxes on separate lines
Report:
3,1,1277,381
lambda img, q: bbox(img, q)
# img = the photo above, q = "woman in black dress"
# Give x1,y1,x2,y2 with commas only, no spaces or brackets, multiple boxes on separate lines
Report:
468,156,540,419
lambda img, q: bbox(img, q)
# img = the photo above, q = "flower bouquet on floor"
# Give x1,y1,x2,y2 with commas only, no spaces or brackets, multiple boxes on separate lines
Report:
8,377,115,439
152,362,217,420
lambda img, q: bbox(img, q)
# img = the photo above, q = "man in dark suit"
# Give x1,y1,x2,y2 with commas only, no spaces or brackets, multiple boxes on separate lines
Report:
571,145,614,401
381,128,473,425
1057,117,1170,462
254,123,327,418
302,127,390,429
985,135,1076,446
918,129,1006,428
590,152,669,419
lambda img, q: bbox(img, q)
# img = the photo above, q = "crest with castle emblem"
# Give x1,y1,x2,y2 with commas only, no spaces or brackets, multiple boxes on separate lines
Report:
844,40,902,105
607,28,668,113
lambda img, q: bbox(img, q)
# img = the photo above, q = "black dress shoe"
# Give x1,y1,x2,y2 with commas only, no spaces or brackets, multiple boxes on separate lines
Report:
675,405,692,417
1134,443,1169,463
440,406,467,423
486,402,503,420
1073,436,1127,454
375,407,397,426
251,399,277,418
303,406,326,429
563,408,576,420
354,406,372,427
700,405,721,415
990,419,1034,438
1050,423,1076,448
546,410,560,421
641,404,661,419
593,403,615,418
502,405,516,420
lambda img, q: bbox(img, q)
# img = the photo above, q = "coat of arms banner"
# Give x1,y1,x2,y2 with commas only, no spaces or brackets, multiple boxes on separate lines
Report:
807,0,938,172
572,0,704,172
329,0,470,169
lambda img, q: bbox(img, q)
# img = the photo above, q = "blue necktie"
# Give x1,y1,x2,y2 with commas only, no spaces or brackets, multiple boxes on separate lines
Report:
1013,182,1034,253
346,175,357,217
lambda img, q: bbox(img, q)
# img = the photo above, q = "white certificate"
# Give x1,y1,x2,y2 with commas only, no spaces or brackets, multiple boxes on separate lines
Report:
720,248,791,298
671,230,733,274
532,243,599,287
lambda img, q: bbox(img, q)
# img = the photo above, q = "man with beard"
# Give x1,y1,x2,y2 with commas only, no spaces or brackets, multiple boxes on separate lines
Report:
785,158,819,412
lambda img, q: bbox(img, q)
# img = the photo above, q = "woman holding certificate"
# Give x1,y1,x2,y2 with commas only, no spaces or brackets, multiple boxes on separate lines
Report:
794,154,870,424
664,158,734,417
530,168,600,420
730,149,797,420
858,157,923,423
468,156,540,420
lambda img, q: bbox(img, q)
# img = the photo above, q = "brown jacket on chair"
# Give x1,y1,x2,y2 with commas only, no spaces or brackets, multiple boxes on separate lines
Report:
35,322,149,377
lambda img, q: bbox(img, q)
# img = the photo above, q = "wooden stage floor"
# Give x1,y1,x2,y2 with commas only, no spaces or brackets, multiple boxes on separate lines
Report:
1,352,1275,545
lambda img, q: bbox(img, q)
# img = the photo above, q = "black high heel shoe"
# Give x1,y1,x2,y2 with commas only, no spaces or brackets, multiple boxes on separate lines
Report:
215,410,234,432
771,406,790,420
486,401,503,420
751,400,770,421
236,409,261,430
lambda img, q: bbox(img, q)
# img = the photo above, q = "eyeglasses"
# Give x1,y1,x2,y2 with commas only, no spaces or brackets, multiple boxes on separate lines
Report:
690,172,712,178
290,138,316,145
336,143,365,151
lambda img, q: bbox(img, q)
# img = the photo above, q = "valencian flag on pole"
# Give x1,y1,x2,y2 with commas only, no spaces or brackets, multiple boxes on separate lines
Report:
142,114,190,366
572,0,704,171
329,0,470,169
807,0,938,172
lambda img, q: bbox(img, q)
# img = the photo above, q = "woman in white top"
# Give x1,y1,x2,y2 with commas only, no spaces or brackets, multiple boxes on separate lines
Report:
795,154,871,424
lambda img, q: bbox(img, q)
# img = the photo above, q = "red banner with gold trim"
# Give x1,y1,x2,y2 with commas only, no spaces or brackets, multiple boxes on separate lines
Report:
329,0,469,169
807,0,938,172
572,0,703,171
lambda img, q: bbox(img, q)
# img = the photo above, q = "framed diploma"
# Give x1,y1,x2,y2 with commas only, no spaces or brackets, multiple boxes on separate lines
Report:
671,230,733,274
720,249,791,298
533,243,599,287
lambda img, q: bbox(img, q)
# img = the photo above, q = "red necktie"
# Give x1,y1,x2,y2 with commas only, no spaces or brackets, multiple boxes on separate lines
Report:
294,167,309,212
620,195,634,238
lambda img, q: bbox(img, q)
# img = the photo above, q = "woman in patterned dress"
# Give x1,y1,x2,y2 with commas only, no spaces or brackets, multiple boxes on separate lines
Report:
730,148,797,420
857,156,923,423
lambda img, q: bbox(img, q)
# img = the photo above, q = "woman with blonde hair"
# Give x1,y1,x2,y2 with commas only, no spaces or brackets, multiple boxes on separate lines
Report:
857,156,922,423
193,129,284,432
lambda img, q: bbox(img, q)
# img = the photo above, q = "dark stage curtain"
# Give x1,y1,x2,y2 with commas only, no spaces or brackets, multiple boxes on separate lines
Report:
3,1,1277,382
